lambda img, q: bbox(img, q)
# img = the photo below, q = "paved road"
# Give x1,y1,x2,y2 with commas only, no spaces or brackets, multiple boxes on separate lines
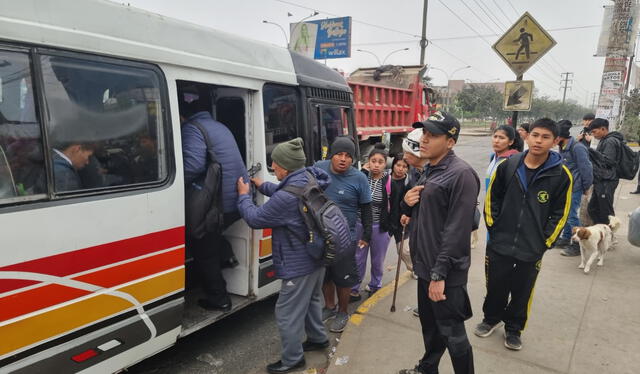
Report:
127,135,493,374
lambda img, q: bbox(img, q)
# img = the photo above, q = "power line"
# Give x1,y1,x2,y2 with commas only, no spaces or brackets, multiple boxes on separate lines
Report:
436,0,493,46
458,0,500,34
473,0,508,30
492,0,513,24
506,0,520,17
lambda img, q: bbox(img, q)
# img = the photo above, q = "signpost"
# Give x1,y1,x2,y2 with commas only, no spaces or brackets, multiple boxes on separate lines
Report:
290,16,352,60
493,12,556,126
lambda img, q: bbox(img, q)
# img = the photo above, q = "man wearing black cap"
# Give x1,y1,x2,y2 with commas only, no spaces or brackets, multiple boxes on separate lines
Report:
556,120,593,256
583,118,623,224
399,111,479,374
314,136,372,333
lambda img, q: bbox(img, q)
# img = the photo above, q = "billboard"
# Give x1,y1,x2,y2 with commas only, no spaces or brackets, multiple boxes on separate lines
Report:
290,16,352,60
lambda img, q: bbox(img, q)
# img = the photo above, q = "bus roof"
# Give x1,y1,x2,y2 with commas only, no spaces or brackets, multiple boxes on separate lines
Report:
0,0,298,85
290,51,351,92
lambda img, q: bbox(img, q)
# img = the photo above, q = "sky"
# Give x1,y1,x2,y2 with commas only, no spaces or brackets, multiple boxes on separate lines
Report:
122,0,611,106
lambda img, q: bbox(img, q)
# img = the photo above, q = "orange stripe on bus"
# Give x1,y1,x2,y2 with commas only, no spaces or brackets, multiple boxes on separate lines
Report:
74,247,184,288
0,248,184,323
0,269,184,357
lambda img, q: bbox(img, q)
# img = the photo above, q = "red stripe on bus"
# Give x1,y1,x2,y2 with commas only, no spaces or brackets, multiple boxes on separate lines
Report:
0,248,184,323
0,227,184,293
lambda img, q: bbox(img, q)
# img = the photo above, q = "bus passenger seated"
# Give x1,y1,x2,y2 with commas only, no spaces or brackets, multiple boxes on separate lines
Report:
179,83,248,311
52,142,96,191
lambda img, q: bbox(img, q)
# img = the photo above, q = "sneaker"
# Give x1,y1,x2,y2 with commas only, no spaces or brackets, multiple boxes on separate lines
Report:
411,272,418,280
412,307,419,317
398,365,425,374
561,244,580,257
554,237,570,248
322,306,337,322
302,339,329,351
631,190,640,194
329,311,349,333
504,331,522,350
365,285,379,297
474,321,502,337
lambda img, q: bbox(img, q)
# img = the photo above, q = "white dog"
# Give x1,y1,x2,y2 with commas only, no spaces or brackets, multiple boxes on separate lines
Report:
571,215,621,274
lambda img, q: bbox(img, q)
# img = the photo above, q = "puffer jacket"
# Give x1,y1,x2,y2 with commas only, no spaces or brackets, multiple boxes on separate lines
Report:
237,166,329,280
485,151,573,262
182,111,248,213
592,131,623,182
559,137,593,192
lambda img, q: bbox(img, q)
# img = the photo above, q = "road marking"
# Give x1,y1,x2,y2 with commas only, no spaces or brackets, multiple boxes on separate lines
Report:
349,271,413,326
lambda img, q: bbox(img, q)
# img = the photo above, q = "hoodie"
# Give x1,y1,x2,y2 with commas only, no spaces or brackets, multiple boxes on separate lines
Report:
592,131,623,182
485,151,573,262
237,166,329,279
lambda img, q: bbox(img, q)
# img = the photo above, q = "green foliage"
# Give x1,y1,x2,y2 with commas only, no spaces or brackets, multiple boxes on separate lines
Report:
453,85,505,121
621,88,640,141
451,84,591,124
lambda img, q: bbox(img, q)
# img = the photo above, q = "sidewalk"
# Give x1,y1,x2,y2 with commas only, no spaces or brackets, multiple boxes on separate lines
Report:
326,178,640,374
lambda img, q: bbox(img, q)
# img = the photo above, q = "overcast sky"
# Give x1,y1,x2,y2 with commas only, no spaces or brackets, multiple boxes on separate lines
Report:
124,0,611,106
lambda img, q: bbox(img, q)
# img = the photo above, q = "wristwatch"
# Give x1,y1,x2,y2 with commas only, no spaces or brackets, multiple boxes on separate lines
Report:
430,272,445,281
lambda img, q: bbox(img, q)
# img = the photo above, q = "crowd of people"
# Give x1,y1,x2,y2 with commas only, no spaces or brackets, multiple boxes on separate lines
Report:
179,84,630,374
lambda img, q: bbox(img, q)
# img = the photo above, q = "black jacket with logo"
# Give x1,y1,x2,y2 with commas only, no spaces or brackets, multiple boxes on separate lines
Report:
407,151,480,286
484,151,573,262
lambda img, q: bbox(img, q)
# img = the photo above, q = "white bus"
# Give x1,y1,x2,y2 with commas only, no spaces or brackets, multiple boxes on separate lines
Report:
0,1,356,372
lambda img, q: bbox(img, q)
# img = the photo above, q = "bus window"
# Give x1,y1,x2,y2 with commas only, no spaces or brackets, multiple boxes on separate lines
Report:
262,84,298,171
318,106,347,160
0,49,45,202
40,55,166,192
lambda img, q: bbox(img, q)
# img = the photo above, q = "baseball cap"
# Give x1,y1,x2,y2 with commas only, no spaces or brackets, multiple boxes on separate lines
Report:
402,128,422,157
412,111,461,142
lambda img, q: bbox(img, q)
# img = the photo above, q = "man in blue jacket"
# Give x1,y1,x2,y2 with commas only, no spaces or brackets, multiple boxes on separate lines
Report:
556,120,593,256
237,138,329,374
179,83,248,311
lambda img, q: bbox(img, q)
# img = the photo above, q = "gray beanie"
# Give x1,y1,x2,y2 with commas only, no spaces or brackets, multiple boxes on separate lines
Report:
329,136,356,160
271,137,306,171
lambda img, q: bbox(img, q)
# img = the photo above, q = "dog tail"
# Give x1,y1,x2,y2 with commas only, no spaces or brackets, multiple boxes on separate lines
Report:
608,215,621,232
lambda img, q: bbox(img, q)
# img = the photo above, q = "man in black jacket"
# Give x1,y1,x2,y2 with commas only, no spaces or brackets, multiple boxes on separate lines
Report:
583,118,622,223
399,111,480,374
477,118,572,351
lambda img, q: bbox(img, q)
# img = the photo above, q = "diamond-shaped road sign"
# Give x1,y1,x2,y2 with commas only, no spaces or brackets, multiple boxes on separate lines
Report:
493,12,557,76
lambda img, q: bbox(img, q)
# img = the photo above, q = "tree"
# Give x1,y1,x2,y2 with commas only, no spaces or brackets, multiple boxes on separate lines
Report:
453,85,504,121
621,88,640,141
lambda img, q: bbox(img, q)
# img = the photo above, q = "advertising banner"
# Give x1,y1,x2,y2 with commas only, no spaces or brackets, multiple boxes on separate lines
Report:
290,16,352,60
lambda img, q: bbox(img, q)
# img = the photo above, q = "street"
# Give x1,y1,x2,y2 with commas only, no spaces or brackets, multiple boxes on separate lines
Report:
126,134,492,374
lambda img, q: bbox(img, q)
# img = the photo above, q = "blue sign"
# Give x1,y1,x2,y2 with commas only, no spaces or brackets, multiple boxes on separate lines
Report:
290,16,352,60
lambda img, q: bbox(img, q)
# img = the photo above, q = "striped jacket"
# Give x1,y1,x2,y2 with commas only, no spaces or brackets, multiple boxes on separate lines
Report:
484,151,573,262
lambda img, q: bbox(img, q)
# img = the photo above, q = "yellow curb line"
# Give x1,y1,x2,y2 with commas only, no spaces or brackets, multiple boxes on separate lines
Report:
349,271,413,326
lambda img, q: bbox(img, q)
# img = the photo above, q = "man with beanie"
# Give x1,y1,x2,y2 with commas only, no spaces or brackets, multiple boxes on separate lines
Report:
400,111,479,374
556,120,592,256
179,82,247,311
315,136,372,333
237,138,330,374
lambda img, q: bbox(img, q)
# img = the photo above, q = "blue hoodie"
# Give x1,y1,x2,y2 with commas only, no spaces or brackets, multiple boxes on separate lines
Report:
237,166,330,279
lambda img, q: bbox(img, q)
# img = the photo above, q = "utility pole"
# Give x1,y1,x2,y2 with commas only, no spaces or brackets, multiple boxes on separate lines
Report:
591,92,598,110
560,72,573,104
419,0,428,66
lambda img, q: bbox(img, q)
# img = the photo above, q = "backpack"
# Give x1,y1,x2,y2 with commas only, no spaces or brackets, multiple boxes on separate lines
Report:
616,140,639,180
283,171,352,265
184,120,224,239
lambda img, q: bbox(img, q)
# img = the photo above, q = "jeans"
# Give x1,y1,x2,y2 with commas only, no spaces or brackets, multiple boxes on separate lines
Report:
561,189,582,239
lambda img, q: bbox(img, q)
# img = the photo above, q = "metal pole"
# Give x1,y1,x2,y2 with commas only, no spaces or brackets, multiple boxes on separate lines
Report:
419,0,429,66
511,74,523,128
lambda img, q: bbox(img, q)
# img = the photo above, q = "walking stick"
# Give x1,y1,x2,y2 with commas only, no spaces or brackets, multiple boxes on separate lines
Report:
390,226,406,312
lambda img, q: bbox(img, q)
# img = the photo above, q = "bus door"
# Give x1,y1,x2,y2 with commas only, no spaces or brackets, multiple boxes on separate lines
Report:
214,87,252,297
310,103,354,163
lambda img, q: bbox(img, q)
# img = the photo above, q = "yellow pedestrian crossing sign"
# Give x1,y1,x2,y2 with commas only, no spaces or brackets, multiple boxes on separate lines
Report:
492,12,556,76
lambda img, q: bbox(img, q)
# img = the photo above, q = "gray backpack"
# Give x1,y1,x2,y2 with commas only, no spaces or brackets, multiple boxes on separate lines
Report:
628,207,640,247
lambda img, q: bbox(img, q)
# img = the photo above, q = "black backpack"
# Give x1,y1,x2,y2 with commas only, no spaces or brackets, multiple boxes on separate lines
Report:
184,120,224,239
283,171,352,265
617,140,639,180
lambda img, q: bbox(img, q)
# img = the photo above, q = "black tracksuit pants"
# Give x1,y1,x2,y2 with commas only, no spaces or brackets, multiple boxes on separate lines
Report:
417,278,474,374
588,180,619,224
482,247,541,335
